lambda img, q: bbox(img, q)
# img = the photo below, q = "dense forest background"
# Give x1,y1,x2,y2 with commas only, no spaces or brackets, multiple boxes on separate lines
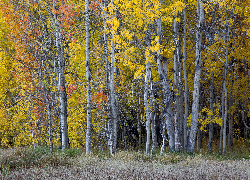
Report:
0,0,249,156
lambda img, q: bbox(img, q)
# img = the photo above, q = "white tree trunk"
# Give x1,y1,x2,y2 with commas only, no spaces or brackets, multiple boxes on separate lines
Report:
222,73,227,155
85,0,92,154
174,101,181,151
187,0,204,153
219,78,225,154
174,18,182,151
156,17,175,152
58,45,69,150
102,0,112,154
110,37,118,154
150,83,156,155
182,0,188,151
137,95,141,149
222,20,229,156
208,71,214,153
145,61,151,155
52,0,69,150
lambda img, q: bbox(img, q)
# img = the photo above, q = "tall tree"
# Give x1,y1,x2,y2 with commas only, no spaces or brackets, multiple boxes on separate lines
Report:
85,0,92,153
222,15,230,156
144,34,151,154
110,0,119,155
182,0,188,151
156,16,175,152
187,0,204,153
173,17,182,151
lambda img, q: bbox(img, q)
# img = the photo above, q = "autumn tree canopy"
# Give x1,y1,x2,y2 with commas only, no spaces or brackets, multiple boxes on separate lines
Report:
0,0,249,155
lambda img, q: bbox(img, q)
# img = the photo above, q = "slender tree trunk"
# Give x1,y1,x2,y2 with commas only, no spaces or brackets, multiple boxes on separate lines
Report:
187,0,204,153
110,42,118,154
137,94,141,149
208,71,214,153
144,61,151,155
151,107,156,155
103,0,112,154
156,17,175,152
160,114,166,154
52,0,69,150
228,78,233,149
106,0,118,155
58,63,69,150
174,18,182,151
183,0,188,151
176,19,184,148
222,20,229,156
222,75,227,155
151,87,156,155
110,37,118,154
85,0,92,154
179,75,184,148
197,124,201,152
174,101,181,151
219,84,225,154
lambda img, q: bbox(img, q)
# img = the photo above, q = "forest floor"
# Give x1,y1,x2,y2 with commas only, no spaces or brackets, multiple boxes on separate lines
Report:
1,143,250,180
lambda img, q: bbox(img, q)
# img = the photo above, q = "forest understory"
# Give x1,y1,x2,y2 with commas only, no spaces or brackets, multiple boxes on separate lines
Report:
1,137,250,180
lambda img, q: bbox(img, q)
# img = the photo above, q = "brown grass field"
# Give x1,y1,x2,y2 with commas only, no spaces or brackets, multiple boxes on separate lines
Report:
0,142,250,180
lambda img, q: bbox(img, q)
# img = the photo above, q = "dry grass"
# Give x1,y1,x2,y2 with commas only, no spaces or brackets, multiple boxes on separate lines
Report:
1,146,250,180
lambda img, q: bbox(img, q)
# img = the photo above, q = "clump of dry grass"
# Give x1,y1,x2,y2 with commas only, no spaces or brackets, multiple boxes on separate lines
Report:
1,146,250,179
0,146,80,175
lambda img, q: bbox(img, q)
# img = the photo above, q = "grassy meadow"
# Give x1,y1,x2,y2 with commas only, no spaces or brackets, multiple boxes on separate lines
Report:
1,139,250,180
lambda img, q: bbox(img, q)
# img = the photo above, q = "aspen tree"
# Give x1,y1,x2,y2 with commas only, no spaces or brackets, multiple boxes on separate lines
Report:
174,17,182,151
144,60,151,155
156,16,175,152
187,0,204,153
150,74,156,155
208,71,214,153
102,0,113,154
35,0,71,150
110,0,118,155
85,0,92,154
182,0,188,151
144,30,151,154
222,15,230,156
